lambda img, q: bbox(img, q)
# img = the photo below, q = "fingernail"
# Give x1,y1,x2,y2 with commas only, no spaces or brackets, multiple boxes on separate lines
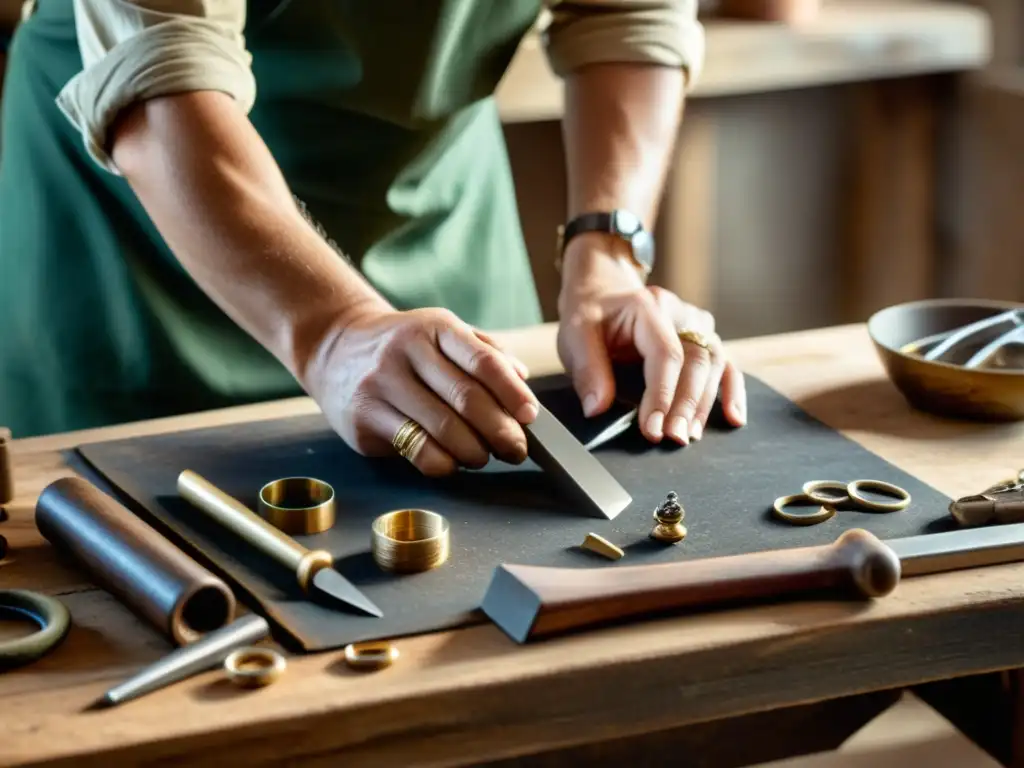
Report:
516,402,538,423
646,411,665,440
731,401,746,425
583,393,599,416
689,421,703,441
667,416,688,443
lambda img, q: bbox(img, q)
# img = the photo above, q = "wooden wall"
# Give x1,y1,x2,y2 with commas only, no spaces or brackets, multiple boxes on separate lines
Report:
505,78,950,340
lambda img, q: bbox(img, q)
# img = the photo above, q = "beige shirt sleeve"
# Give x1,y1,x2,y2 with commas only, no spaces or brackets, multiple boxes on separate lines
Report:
55,0,254,175
541,0,705,89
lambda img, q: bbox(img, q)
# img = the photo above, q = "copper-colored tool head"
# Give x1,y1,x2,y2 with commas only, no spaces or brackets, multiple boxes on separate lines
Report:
868,299,1024,421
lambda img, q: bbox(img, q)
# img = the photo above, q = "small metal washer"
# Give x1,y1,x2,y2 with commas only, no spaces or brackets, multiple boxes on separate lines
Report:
344,641,400,671
801,480,851,506
224,646,287,688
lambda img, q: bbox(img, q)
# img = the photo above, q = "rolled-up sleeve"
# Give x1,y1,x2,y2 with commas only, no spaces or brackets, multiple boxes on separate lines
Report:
55,0,252,174
541,0,705,90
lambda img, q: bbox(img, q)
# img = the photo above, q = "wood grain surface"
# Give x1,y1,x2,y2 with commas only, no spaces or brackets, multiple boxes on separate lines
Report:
1,322,1022,767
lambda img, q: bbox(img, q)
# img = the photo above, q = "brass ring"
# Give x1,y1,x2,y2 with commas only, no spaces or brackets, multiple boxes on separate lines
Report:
224,646,287,688
801,480,851,507
677,328,712,351
772,494,836,526
392,419,428,461
371,509,450,573
258,477,336,534
847,480,911,512
343,641,400,671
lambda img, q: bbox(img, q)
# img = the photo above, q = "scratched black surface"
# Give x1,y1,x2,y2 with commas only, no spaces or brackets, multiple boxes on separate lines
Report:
73,372,952,652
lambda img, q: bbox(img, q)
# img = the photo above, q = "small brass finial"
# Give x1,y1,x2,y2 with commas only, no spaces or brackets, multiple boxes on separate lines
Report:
650,492,686,543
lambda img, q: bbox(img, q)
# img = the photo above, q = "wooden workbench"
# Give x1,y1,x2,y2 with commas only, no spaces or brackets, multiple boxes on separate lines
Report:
1,322,1022,767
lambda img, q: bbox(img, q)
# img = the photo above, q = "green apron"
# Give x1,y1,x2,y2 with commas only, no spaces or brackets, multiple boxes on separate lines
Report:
0,0,544,438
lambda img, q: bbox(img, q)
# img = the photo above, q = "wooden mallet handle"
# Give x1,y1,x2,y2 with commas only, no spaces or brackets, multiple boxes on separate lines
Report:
480,528,900,643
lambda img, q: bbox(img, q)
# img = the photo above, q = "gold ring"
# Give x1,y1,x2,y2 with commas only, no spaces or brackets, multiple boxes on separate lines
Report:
801,480,851,507
371,508,450,573
258,477,336,534
677,329,712,350
343,641,400,671
392,419,428,461
772,494,836,526
223,646,287,688
847,480,911,512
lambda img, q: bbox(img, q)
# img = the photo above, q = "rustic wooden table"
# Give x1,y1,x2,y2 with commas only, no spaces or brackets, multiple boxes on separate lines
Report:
1,322,1022,767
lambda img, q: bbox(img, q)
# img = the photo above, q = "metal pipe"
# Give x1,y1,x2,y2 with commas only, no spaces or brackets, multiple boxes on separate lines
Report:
36,477,236,646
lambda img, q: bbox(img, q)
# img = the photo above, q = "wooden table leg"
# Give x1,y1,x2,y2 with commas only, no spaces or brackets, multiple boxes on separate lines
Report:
914,670,1024,767
483,690,901,768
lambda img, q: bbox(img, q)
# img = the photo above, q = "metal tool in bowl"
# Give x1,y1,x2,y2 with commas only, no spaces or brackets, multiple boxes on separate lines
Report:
867,299,1024,421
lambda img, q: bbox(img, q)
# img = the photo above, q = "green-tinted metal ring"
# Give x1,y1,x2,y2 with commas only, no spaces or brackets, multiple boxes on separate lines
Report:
0,590,71,670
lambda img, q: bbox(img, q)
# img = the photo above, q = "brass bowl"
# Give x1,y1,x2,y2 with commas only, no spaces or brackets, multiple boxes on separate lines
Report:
867,298,1024,421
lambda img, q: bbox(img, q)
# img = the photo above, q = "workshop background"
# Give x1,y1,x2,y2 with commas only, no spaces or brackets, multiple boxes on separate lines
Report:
0,0,1018,341
0,2,1019,767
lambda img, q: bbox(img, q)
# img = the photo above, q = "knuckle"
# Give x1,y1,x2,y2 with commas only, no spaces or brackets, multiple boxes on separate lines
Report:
662,343,685,367
446,377,477,414
434,410,459,441
467,346,501,379
676,393,702,416
653,384,677,410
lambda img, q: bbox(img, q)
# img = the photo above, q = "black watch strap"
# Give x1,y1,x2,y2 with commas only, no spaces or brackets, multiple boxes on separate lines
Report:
556,209,655,278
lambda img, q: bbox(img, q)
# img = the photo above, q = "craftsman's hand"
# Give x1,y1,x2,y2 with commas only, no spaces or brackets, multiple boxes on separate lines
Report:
305,306,538,476
557,234,747,445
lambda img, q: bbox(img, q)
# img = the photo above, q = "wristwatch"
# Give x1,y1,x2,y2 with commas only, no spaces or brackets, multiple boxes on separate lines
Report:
555,210,655,280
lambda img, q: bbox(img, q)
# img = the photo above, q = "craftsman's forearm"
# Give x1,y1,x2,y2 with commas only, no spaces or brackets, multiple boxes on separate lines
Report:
110,91,391,386
560,63,685,278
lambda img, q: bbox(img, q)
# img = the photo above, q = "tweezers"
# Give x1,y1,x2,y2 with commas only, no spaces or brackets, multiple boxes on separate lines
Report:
903,310,1024,369
950,469,1024,527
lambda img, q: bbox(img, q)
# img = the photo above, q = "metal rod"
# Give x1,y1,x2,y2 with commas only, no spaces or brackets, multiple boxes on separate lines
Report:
886,521,1024,576
92,614,270,709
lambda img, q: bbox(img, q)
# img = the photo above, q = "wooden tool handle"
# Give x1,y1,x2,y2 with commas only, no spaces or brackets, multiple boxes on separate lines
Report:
177,470,309,576
482,529,900,643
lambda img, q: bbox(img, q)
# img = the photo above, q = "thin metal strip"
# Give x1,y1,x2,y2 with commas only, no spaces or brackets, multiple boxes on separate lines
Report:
886,522,1024,577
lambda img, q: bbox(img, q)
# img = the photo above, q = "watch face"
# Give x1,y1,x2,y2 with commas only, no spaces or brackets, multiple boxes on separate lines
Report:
632,229,655,271
613,209,641,236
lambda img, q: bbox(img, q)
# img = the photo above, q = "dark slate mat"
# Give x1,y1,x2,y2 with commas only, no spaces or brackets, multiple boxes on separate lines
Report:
72,373,952,652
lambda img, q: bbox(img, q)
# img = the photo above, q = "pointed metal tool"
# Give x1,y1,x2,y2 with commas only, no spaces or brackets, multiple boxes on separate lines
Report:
177,470,382,618
91,613,271,709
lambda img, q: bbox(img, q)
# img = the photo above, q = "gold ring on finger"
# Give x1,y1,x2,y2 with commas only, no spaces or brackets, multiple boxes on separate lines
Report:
677,328,712,351
392,419,428,461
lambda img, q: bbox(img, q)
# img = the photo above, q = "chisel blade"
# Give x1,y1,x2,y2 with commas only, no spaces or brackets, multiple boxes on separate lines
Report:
524,403,632,520
312,567,383,617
